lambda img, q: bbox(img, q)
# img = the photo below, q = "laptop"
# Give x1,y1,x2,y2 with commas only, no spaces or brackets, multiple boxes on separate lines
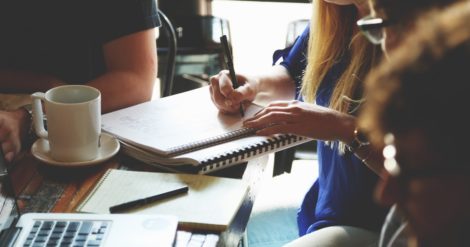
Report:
0,149,178,247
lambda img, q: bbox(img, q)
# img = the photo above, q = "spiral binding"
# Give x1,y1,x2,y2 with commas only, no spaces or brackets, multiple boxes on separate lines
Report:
200,134,305,173
167,128,257,156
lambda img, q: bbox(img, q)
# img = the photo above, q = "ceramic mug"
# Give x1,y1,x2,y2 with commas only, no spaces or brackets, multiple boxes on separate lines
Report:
31,85,101,162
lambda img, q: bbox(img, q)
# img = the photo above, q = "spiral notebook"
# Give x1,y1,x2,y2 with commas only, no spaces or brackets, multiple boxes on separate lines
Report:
76,169,248,232
101,87,310,174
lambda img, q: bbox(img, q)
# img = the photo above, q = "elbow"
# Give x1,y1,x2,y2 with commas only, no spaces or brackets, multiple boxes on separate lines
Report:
136,72,156,103
135,57,158,103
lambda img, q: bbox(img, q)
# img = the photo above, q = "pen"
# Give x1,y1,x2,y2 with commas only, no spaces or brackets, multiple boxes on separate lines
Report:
220,34,245,117
109,185,189,213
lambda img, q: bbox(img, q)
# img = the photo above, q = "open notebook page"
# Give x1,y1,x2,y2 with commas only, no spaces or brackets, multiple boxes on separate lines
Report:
101,87,263,157
76,169,248,231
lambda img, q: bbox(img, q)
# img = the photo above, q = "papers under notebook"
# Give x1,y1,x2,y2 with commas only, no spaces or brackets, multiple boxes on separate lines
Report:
101,87,310,173
76,169,248,231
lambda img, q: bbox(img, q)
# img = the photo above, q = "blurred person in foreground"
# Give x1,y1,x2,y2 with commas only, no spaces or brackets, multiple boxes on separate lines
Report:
359,1,470,246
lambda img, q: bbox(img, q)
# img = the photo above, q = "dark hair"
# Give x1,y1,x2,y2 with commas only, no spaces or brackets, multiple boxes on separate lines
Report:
370,0,460,24
360,2,470,162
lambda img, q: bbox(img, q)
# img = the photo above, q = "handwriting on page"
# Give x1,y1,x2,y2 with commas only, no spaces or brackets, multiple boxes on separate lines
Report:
101,89,263,154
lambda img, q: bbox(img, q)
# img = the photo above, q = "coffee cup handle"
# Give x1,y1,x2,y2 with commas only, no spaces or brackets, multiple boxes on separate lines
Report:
31,92,48,139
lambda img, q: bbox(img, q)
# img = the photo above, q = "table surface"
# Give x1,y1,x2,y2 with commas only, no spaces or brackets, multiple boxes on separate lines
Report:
7,151,269,247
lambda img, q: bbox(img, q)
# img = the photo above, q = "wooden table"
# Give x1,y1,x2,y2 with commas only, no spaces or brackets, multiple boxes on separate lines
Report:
8,150,269,247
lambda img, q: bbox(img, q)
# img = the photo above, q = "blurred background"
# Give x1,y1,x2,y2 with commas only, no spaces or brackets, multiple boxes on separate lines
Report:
157,0,310,94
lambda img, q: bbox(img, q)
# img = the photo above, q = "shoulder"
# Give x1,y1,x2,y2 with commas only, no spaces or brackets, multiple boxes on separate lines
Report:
98,0,161,43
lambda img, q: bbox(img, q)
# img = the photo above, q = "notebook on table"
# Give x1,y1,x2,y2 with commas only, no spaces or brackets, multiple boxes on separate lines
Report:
0,151,178,247
76,169,248,232
101,87,310,174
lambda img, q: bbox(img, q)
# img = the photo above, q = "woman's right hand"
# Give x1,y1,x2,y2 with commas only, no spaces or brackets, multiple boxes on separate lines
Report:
209,70,257,114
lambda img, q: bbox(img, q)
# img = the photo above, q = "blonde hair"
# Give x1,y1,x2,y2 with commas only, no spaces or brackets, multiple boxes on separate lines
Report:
301,1,379,113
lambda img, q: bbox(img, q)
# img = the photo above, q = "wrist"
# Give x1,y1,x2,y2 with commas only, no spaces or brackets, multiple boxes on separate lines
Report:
346,127,370,153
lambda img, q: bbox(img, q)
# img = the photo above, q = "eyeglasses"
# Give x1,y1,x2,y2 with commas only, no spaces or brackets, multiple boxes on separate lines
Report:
357,15,391,45
382,133,470,180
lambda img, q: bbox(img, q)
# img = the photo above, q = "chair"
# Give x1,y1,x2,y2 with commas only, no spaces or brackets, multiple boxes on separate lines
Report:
157,15,231,95
157,10,177,97
285,19,309,47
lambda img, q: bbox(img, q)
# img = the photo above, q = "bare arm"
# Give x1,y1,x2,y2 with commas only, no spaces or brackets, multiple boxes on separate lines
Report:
252,65,296,106
0,71,63,93
0,28,157,161
89,28,157,113
0,28,157,113
209,65,296,113
243,100,384,177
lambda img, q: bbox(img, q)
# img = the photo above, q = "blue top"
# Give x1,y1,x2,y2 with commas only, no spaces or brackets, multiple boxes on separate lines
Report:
0,0,161,84
273,26,310,100
274,25,388,236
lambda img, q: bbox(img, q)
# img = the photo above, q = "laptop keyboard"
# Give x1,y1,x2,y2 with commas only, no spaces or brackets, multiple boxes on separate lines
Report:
175,231,219,247
23,220,109,247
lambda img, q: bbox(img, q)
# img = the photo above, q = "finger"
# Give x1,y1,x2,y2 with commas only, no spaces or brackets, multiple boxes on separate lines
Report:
266,100,298,108
247,105,294,122
243,109,265,122
210,74,232,111
212,70,235,108
4,151,14,162
255,124,292,136
1,140,19,162
209,73,222,95
218,72,236,98
244,111,294,128
229,83,252,104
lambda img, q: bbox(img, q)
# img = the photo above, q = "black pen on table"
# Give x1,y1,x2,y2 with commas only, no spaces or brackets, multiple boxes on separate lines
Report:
109,186,189,213
220,34,245,117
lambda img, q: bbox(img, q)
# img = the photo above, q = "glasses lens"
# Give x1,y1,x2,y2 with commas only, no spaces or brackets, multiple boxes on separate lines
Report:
363,28,384,45
357,15,386,45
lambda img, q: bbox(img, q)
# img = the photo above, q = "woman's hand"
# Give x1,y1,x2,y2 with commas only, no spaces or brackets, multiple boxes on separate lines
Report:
0,109,29,162
243,100,355,142
209,70,257,114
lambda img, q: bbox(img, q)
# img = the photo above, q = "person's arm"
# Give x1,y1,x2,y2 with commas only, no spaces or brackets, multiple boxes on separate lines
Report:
209,65,296,114
87,28,157,113
0,27,157,161
251,65,296,105
242,100,384,176
209,24,309,114
337,117,385,177
0,28,157,113
0,71,63,93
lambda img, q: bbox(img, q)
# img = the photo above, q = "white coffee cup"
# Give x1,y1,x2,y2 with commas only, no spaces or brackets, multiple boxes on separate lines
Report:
31,85,101,162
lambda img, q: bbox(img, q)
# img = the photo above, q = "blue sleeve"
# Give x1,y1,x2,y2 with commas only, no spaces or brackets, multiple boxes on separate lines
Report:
272,25,309,99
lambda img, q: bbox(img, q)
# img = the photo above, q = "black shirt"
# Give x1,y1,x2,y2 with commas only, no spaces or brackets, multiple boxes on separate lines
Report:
0,0,161,84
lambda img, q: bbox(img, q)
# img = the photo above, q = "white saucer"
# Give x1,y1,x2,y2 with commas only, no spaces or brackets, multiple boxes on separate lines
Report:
31,133,120,167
